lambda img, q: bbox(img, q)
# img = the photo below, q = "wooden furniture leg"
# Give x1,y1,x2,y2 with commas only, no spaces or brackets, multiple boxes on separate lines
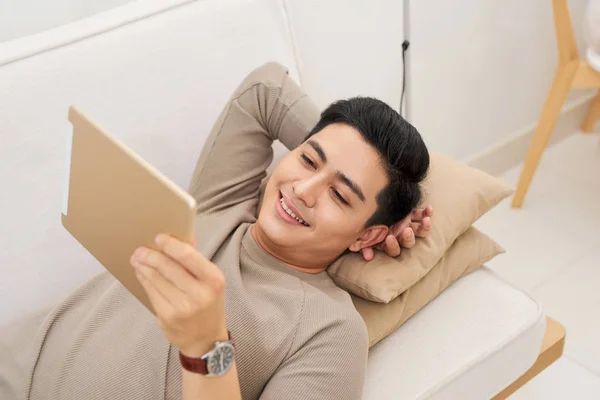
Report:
582,91,600,133
492,317,566,400
511,63,578,208
512,0,600,207
512,0,580,208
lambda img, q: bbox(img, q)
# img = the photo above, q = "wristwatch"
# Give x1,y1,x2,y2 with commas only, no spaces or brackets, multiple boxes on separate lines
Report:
179,331,235,376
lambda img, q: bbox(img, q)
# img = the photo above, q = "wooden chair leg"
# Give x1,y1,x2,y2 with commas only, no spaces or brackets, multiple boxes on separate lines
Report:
582,91,600,133
512,62,579,208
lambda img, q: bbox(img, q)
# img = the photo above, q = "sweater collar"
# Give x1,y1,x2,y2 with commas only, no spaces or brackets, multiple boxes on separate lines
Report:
241,225,330,283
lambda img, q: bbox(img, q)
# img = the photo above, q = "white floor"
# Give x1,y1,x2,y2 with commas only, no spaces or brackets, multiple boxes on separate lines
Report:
473,132,600,399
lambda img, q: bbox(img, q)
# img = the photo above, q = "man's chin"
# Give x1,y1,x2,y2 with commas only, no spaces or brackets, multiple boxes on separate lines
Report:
257,218,301,246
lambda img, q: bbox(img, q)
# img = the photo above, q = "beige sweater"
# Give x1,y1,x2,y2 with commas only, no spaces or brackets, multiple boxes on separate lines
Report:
0,62,369,400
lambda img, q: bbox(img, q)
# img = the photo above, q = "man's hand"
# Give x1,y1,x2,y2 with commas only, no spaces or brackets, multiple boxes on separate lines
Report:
130,235,229,358
361,206,433,261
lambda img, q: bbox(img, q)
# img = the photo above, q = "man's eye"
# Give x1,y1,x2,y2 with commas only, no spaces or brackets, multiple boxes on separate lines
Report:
301,154,316,169
331,188,349,206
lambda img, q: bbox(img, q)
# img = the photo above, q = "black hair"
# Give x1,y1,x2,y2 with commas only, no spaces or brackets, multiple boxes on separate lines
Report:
305,97,429,227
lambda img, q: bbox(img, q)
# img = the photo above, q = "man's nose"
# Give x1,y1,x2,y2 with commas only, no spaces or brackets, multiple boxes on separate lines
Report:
292,175,326,208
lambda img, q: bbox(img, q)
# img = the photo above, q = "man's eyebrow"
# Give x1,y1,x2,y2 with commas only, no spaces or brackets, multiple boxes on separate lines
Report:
336,172,366,203
307,140,327,163
306,139,365,203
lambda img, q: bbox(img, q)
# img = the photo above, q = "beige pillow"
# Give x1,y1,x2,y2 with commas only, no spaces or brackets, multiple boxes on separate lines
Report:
327,152,512,303
352,226,504,348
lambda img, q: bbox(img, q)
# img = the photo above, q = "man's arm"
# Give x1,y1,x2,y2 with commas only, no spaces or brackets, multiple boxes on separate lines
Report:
259,315,369,400
188,62,320,215
182,363,241,400
131,235,243,400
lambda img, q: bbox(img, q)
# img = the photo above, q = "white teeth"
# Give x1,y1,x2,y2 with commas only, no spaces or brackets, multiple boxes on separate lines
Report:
280,196,308,226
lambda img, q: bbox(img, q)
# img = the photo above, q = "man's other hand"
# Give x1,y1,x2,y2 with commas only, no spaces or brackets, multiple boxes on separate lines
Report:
360,206,433,261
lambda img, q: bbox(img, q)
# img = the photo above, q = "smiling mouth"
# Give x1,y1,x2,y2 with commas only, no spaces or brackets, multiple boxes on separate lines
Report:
278,192,309,227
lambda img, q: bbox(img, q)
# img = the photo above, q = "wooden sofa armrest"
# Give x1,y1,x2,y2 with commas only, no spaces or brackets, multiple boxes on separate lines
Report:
493,317,566,399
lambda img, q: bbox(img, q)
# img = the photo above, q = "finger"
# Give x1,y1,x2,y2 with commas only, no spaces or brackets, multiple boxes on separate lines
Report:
383,235,401,257
420,216,432,235
412,216,432,238
389,215,412,237
134,263,177,314
361,247,375,261
398,227,416,249
133,247,201,297
155,234,211,281
133,260,187,305
410,208,425,220
410,206,433,221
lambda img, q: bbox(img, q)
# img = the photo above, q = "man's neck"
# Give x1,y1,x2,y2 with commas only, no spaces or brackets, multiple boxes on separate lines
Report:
250,224,331,275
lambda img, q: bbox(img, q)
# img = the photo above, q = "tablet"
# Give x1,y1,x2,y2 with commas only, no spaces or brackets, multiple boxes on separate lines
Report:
62,106,198,313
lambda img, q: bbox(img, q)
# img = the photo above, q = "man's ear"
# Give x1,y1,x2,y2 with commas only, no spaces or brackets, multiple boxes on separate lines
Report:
348,225,389,252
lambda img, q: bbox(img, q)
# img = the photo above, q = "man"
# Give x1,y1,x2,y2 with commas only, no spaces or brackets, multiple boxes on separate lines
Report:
0,62,431,399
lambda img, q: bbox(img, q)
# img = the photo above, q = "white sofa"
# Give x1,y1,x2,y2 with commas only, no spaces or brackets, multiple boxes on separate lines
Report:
0,0,545,398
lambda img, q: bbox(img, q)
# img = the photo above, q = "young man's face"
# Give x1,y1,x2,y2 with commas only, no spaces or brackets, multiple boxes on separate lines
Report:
256,123,389,261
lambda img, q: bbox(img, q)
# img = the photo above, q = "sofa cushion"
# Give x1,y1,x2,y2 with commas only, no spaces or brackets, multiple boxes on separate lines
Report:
364,267,545,400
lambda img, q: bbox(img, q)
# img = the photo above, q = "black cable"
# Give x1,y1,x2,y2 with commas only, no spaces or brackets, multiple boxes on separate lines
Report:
400,40,410,117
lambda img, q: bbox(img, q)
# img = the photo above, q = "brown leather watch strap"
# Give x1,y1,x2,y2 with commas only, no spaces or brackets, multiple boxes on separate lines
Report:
179,331,234,375
179,349,209,374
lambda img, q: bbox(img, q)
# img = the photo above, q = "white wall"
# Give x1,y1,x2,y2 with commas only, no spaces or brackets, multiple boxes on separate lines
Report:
284,0,405,111
0,0,135,43
2,0,593,165
408,0,594,163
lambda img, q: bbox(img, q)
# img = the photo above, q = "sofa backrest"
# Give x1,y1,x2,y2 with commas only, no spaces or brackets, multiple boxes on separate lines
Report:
0,0,406,324
0,0,299,323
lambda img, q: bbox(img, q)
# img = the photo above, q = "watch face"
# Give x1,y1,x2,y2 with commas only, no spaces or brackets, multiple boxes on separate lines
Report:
208,342,235,376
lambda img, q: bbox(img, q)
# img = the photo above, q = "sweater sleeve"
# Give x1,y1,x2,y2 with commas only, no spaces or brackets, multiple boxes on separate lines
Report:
187,62,320,215
259,295,369,400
